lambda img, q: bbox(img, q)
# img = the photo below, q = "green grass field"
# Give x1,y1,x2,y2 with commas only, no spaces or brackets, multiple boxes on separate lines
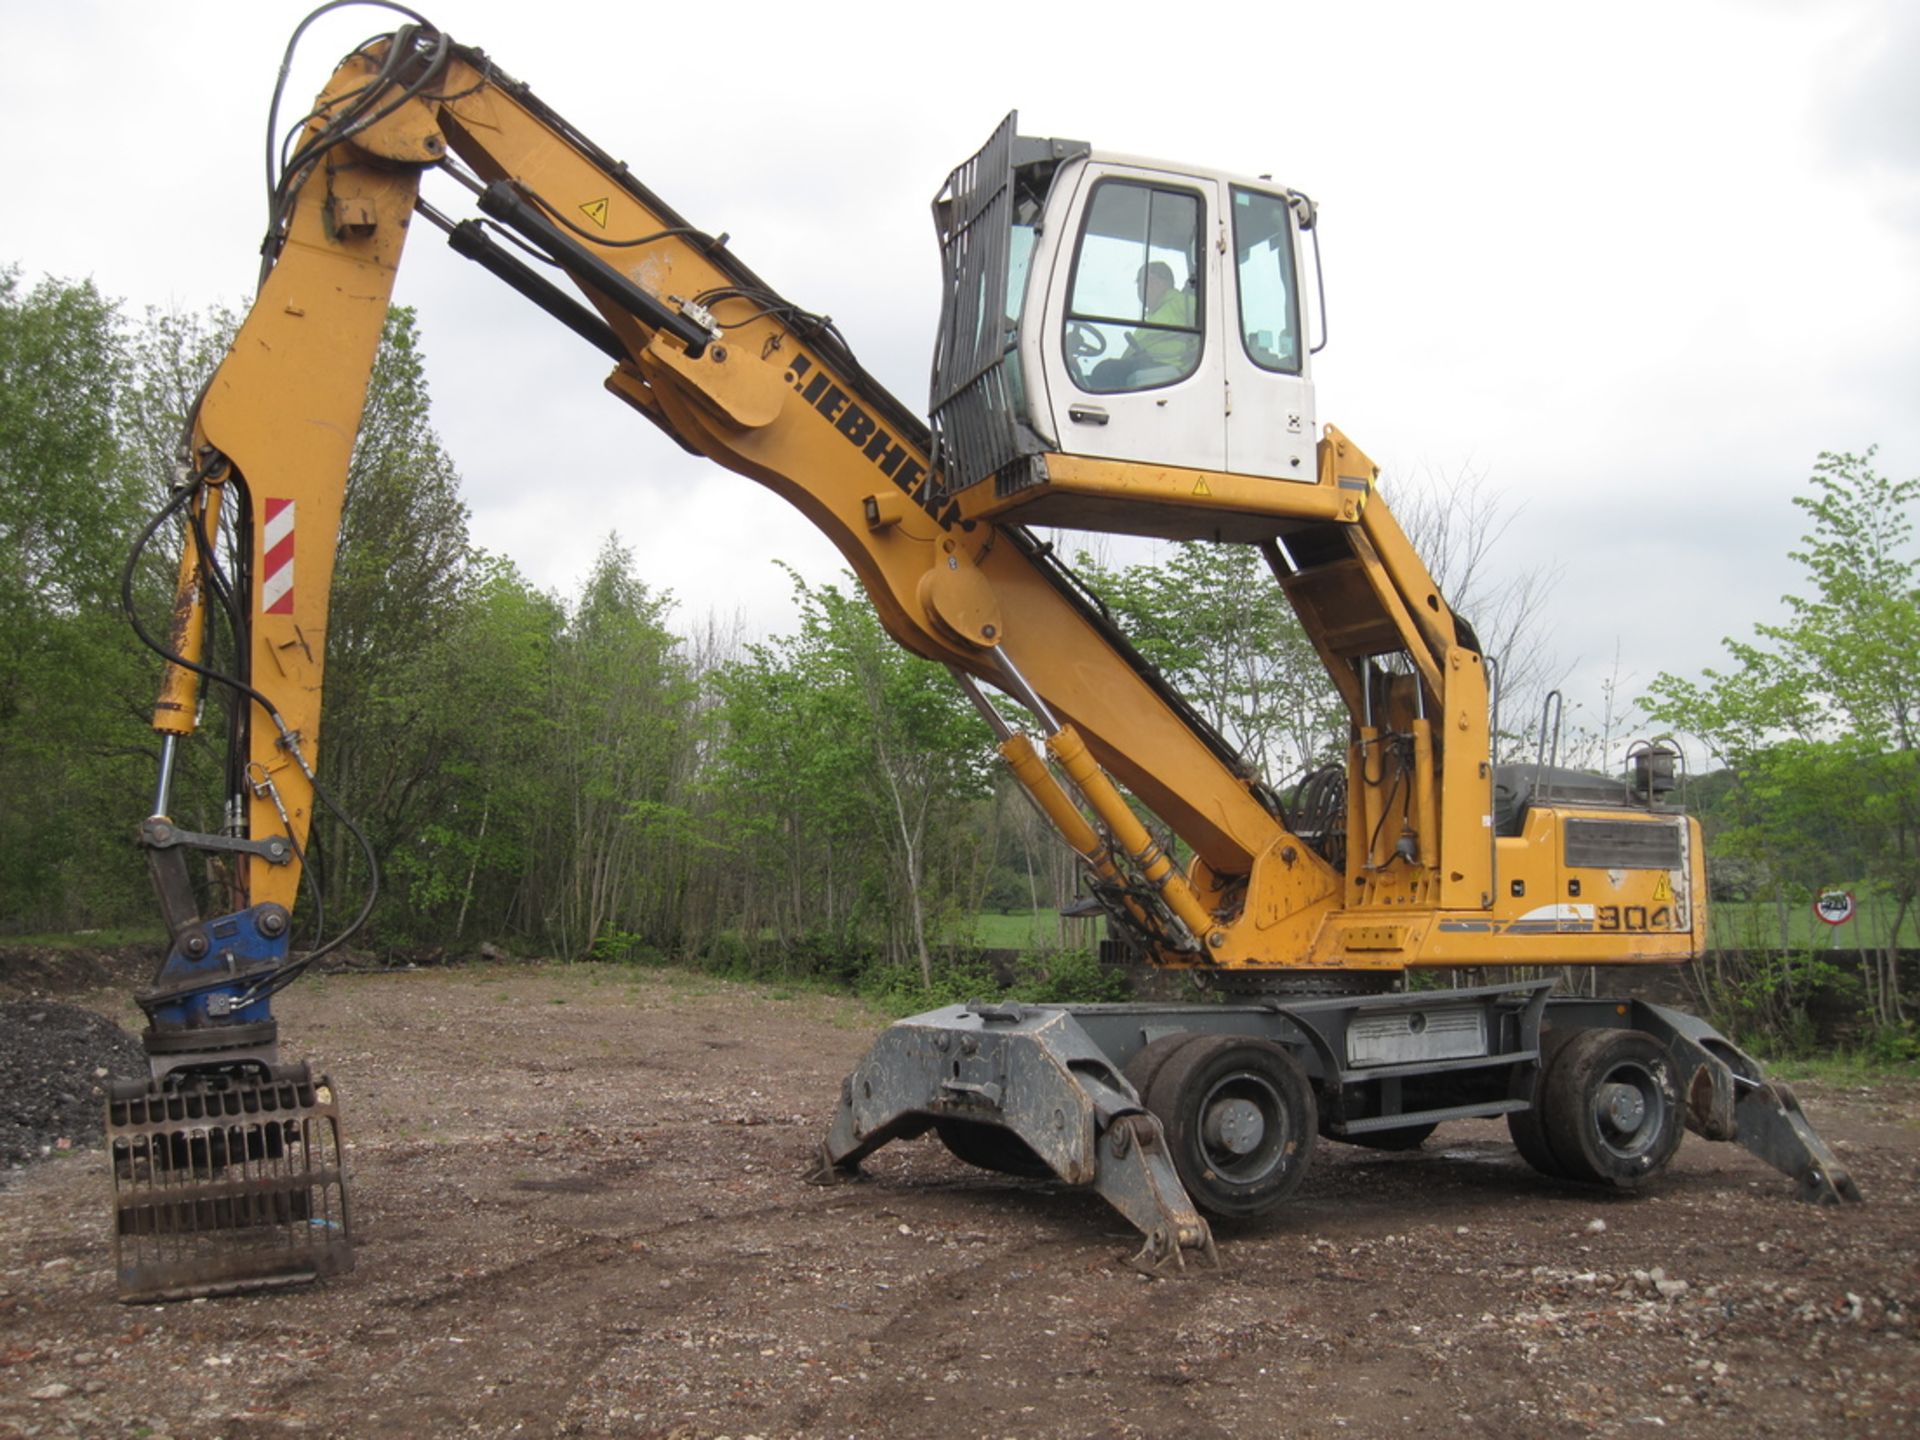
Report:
965,909,1070,949
1708,893,1911,952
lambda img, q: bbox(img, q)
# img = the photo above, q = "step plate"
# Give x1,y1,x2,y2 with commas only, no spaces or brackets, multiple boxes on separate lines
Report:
1346,1006,1488,1068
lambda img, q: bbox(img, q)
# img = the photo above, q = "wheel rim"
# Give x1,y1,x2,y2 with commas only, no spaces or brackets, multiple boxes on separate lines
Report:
1589,1061,1668,1161
1196,1070,1290,1183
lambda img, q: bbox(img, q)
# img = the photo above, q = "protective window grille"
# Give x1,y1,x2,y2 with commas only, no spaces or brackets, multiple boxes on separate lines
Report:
928,113,1021,501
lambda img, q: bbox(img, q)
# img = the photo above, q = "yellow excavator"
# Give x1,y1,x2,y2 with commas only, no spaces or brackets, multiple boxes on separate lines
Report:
111,9,1859,1299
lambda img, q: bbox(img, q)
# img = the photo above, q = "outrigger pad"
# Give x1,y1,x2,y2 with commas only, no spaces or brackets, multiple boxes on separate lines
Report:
108,1063,353,1303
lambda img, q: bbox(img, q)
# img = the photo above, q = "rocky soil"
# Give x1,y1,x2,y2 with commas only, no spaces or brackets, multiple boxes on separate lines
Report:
0,1002,147,1172
0,959,1914,1438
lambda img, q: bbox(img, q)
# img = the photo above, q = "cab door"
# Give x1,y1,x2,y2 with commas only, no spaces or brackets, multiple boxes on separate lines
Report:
1032,164,1228,474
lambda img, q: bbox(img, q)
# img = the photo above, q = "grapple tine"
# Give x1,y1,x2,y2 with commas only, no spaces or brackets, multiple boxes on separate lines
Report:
107,1063,353,1303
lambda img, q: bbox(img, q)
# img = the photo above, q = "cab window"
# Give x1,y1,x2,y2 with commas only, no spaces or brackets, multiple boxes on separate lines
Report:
1062,180,1203,394
1230,187,1301,375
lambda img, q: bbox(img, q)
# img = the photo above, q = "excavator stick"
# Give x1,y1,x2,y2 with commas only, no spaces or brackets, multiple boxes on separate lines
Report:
108,1063,352,1303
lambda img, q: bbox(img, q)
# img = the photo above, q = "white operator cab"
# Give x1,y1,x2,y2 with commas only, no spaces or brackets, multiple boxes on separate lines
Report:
927,114,1326,542
1021,155,1316,481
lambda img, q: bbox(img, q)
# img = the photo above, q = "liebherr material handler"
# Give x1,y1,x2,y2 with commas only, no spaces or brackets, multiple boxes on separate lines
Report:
112,9,1859,1299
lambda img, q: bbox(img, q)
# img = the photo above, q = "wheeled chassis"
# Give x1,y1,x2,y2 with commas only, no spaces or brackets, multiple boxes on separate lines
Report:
821,980,1861,1267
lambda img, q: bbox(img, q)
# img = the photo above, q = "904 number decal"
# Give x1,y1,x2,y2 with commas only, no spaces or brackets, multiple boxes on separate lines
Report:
1595,905,1677,932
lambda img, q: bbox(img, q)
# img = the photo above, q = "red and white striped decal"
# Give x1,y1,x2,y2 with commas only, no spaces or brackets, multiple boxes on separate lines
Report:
261,498,295,615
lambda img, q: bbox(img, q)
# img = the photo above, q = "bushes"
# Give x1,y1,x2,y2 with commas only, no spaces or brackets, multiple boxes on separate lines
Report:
579,923,1127,1015
1690,945,1920,1064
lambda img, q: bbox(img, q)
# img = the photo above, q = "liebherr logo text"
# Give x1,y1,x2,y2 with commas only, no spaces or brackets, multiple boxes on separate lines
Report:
784,353,929,498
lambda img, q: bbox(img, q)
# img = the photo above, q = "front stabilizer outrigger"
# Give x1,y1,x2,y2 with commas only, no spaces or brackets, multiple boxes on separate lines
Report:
1566,998,1864,1206
819,1002,1216,1270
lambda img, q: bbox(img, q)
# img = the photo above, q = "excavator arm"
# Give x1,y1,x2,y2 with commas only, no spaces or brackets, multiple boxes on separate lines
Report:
118,22,1303,1298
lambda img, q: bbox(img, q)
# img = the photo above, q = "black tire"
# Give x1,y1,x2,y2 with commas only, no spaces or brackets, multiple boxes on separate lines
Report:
1508,1026,1573,1179
1122,1032,1201,1104
933,1117,1054,1179
1541,1028,1683,1190
1145,1035,1316,1219
1329,1121,1438,1151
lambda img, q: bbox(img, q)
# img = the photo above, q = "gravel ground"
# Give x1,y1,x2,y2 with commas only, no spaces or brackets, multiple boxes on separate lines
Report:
0,959,1914,1439
0,1002,148,1172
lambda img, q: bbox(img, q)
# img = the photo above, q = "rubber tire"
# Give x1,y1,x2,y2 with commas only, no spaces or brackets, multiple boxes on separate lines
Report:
1329,1121,1439,1152
1145,1034,1317,1219
933,1117,1054,1179
1541,1028,1683,1190
1122,1033,1201,1104
1507,1026,1574,1179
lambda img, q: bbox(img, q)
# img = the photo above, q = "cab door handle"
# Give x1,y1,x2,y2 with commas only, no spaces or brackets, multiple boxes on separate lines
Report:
1068,404,1109,425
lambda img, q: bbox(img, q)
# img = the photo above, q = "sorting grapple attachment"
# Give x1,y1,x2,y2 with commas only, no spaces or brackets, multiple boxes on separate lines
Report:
108,1063,353,1303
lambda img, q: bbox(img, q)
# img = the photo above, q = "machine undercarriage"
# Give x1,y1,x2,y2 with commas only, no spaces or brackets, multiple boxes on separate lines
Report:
820,986,1861,1269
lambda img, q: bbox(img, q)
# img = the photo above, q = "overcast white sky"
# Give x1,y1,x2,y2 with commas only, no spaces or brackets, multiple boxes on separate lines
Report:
6,0,1917,758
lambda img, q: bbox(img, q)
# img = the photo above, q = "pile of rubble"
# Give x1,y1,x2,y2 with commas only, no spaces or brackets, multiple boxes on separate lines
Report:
0,1001,145,1174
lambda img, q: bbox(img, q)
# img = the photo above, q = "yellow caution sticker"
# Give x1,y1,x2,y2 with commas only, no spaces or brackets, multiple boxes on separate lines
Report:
580,197,610,229
1652,874,1673,902
1193,477,1212,497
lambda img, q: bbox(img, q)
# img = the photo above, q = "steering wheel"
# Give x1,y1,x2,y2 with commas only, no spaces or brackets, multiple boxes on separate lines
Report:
1065,321,1107,358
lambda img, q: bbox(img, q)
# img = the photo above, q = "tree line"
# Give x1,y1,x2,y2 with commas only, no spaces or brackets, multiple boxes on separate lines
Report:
2,269,1913,1054
1646,451,1918,1057
0,272,1133,1000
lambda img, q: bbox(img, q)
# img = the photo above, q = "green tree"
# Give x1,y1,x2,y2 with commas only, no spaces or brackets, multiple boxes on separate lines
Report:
710,571,993,986
306,306,477,934
794,578,992,985
379,555,564,945
121,302,242,506
537,538,697,960
0,269,151,928
1647,449,1918,1041
1079,541,1341,787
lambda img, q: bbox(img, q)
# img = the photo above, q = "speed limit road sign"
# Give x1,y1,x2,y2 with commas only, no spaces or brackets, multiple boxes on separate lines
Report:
1815,890,1856,926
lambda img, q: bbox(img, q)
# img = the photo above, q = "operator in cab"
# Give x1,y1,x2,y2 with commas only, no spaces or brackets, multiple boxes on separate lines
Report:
1091,261,1197,390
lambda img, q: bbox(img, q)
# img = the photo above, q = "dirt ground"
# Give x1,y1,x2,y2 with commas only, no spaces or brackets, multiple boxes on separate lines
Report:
0,958,1915,1440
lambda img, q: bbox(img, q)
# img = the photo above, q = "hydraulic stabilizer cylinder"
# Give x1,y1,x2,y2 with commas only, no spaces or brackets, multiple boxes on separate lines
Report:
1409,706,1437,869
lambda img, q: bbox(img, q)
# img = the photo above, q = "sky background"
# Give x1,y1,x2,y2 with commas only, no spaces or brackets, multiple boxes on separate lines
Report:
5,0,1917,763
